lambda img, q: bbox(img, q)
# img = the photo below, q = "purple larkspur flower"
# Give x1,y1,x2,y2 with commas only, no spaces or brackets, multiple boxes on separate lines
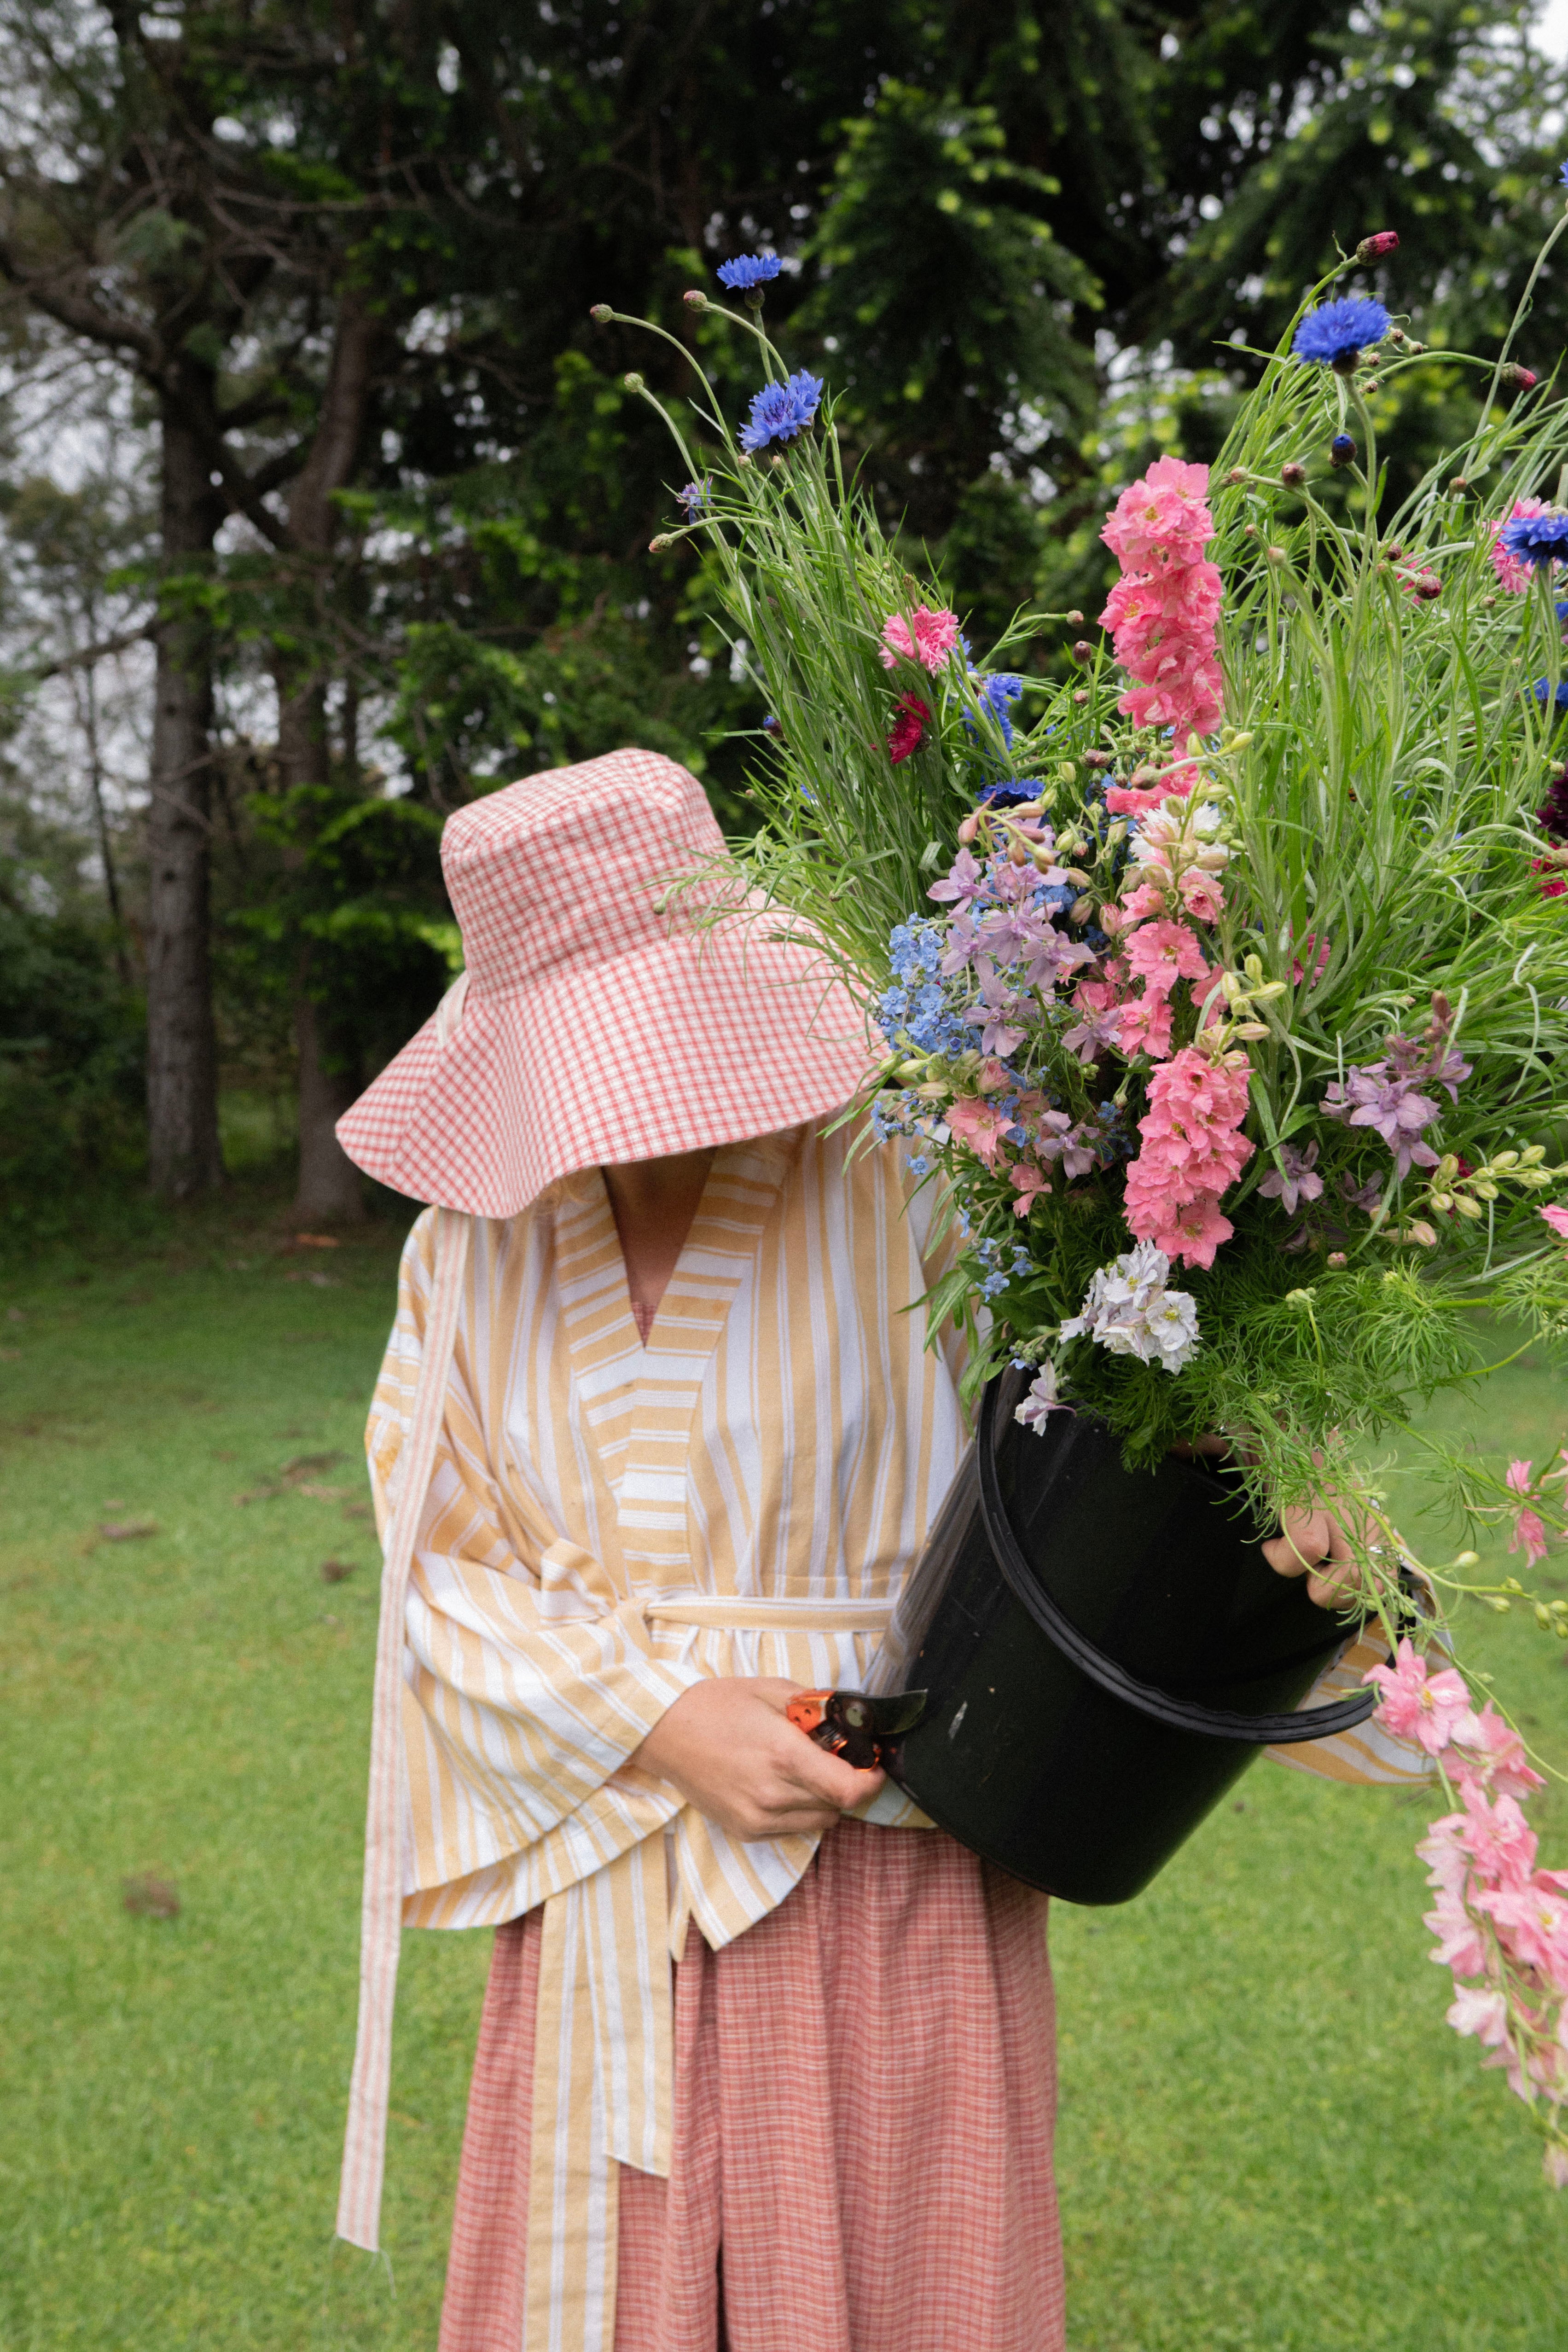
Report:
1258,1141,1324,1217
964,965,1029,1058
928,847,987,909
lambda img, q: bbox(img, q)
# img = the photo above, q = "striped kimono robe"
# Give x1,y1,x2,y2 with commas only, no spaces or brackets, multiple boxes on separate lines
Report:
364,1116,1430,2349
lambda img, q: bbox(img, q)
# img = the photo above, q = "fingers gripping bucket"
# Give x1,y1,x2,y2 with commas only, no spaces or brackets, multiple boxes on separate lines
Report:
867,1370,1377,1905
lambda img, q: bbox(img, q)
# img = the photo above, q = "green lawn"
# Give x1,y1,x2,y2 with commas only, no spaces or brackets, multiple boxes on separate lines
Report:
2,1194,1566,2349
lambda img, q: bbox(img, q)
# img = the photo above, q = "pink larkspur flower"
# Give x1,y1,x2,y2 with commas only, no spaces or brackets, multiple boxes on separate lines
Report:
1477,1876,1568,1987
1545,2144,1568,2190
1491,498,1550,595
1541,1204,1568,1240
880,605,962,674
945,1094,1014,1169
1457,1784,1538,1890
1424,1886,1492,1978
1449,1704,1547,1801
1362,1636,1476,1755
1101,457,1215,574
1447,1984,1511,2048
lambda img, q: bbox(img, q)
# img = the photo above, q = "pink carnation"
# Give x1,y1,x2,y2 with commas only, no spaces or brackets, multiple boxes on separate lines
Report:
880,605,962,673
1490,498,1550,596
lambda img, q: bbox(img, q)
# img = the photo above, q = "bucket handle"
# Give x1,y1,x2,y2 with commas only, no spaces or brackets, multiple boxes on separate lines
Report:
976,1380,1378,1747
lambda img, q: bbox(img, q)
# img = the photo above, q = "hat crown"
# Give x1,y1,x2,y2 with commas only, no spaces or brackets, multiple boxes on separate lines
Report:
441,749,725,997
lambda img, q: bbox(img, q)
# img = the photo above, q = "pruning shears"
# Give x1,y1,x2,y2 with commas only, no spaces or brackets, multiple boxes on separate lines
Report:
785,1687,928,1771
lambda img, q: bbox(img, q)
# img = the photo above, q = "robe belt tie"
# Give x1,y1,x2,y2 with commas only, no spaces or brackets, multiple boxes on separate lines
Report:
523,1591,898,2351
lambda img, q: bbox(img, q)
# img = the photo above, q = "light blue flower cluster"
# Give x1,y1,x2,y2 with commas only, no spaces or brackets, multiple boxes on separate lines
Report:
740,370,823,453
877,918,971,1060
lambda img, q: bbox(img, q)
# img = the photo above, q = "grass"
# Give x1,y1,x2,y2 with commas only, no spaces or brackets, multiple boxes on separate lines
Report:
1,1191,1566,2348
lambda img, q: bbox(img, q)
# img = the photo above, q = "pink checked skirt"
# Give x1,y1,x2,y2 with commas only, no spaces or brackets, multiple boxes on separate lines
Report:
438,1819,1064,2352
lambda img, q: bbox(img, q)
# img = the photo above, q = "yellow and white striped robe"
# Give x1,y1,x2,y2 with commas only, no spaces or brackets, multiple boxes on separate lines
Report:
365,1116,1429,2349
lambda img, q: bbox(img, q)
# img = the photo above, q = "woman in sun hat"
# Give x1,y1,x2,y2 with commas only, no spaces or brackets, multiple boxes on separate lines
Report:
331,743,1061,2351
333,745,1428,2352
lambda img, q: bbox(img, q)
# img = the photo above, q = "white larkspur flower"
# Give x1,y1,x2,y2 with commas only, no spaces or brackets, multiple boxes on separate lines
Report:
1014,1360,1071,1431
1058,1244,1201,1373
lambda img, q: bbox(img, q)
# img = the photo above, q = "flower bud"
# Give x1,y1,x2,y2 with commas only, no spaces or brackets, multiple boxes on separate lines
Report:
1449,476,1469,493
1071,639,1096,664
1356,231,1400,262
1083,749,1112,769
1280,461,1306,488
623,371,645,392
1266,545,1287,564
1072,688,1089,704
1065,609,1084,626
1326,1251,1348,1268
1501,363,1539,390
1330,432,1356,469
1226,467,1247,485
1453,1551,1479,1569
957,814,980,844
649,534,674,552
683,289,709,311
589,302,612,323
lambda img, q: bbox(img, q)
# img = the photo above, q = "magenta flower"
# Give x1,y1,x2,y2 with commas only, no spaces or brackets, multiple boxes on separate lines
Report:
887,692,930,765
1363,1637,1477,1755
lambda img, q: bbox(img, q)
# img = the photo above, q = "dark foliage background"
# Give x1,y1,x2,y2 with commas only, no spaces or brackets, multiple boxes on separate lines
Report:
0,0,1562,1225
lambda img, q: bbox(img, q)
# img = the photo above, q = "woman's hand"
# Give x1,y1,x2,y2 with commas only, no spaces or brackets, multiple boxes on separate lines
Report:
628,1676,884,1842
1262,1480,1377,1610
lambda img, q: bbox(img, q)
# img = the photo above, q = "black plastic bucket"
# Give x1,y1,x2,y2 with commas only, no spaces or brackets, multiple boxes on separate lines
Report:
869,1369,1377,1905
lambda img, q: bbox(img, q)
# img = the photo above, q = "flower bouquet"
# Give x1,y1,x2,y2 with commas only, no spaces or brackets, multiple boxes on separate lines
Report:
599,205,1568,2178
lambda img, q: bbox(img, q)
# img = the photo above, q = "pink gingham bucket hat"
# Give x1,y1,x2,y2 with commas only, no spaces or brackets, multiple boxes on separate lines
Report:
335,747,878,1216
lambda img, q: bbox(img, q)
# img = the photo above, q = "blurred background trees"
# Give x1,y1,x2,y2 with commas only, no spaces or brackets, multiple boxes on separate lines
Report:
1,0,1563,1229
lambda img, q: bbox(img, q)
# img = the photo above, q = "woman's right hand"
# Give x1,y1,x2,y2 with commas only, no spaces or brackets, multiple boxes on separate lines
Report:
628,1676,883,1843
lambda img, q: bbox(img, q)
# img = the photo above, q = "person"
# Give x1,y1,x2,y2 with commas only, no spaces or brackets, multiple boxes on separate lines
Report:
332,748,1433,2352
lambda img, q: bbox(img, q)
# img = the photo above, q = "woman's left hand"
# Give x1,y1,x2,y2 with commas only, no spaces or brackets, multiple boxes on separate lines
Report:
1262,1490,1371,1610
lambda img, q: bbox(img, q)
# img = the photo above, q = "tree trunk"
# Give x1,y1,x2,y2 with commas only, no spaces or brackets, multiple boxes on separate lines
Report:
145,389,224,1200
293,982,368,1224
277,295,383,1225
278,671,369,1224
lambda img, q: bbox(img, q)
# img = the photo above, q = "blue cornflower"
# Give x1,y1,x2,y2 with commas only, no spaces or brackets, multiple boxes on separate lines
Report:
1560,161,1568,187
976,779,1036,809
1292,297,1391,369
717,252,782,291
1533,678,1568,713
739,369,824,453
966,670,1024,749
1329,432,1357,469
676,479,709,516
1501,507,1568,570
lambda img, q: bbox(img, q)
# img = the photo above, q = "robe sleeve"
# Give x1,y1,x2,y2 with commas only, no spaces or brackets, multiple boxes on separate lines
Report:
368,1212,706,1889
